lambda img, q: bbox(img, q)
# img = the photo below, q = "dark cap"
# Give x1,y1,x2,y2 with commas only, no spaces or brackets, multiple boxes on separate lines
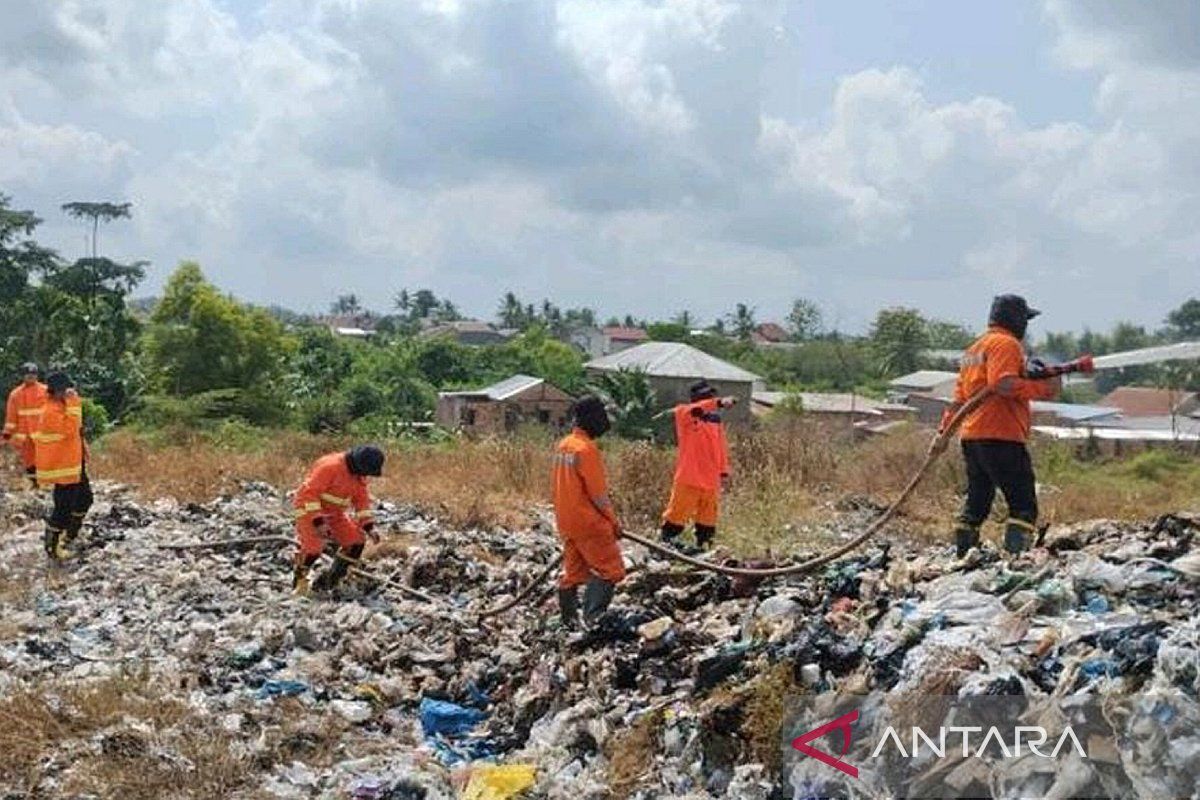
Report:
46,371,73,394
21,362,39,376
689,380,717,401
346,444,385,477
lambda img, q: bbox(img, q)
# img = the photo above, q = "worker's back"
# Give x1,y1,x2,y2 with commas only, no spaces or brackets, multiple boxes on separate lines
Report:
956,327,1044,442
553,428,610,536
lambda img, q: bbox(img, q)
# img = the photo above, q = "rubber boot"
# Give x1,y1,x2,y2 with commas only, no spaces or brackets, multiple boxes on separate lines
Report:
25,467,37,491
660,521,684,545
64,512,85,547
1003,519,1035,554
582,578,615,626
954,522,981,558
293,554,319,596
314,543,363,593
694,524,716,551
557,587,580,630
43,526,72,560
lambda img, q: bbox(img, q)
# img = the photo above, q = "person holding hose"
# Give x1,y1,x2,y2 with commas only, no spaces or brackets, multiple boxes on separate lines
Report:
553,395,625,629
942,295,1061,557
292,445,384,595
659,380,736,552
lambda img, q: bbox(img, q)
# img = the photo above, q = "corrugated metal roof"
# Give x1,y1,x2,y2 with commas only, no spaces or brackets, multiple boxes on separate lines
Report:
753,391,884,415
1099,386,1198,417
889,370,959,389
586,342,761,382
1034,425,1200,443
439,374,544,401
1030,401,1122,422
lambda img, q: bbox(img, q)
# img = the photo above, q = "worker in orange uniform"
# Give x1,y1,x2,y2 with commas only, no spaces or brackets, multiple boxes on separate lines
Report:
292,445,384,595
659,380,736,552
941,295,1060,557
31,371,92,560
553,395,626,629
4,362,48,489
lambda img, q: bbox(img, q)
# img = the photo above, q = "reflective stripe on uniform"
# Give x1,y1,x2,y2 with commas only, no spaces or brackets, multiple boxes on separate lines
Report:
355,509,375,520
11,433,26,441
319,493,351,507
67,407,82,417
37,466,81,481
30,432,65,443
17,408,42,416
553,452,579,467
293,501,322,518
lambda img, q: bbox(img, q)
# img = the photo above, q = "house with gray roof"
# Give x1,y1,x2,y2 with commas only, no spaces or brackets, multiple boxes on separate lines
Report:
586,342,762,422
436,374,575,434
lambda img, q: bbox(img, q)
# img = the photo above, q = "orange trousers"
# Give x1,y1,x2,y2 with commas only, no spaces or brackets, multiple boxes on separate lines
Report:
296,512,364,557
558,525,626,589
662,482,719,527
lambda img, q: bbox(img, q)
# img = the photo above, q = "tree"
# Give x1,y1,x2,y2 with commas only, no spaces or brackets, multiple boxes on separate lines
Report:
331,293,361,315
61,201,132,258
0,195,60,378
925,319,973,349
728,303,757,340
498,292,526,329
412,289,439,320
673,309,694,329
588,369,658,440
870,307,930,376
143,262,294,414
1165,298,1200,341
786,299,823,341
394,289,411,315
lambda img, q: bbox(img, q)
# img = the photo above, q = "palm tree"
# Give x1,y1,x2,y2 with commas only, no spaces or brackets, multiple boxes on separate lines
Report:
588,369,658,440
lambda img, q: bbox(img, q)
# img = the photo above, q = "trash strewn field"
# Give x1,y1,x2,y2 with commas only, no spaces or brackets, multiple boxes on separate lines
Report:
0,482,1197,798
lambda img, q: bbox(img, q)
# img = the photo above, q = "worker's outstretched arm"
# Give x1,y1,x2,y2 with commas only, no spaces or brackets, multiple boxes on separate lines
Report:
3,390,17,440
989,342,1059,400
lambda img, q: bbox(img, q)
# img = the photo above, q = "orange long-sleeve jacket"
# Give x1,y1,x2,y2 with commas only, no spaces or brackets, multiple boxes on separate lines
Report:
553,428,619,537
293,452,374,524
952,326,1058,443
5,381,47,446
32,391,85,485
672,398,730,492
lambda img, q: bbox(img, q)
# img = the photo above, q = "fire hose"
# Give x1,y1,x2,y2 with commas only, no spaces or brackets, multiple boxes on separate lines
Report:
478,355,1098,615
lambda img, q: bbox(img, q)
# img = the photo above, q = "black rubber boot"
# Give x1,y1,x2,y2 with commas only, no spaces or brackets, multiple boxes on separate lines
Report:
694,524,716,550
43,526,71,560
954,522,981,558
582,578,615,626
64,512,86,546
314,543,364,592
557,587,580,630
1003,519,1034,554
660,521,684,544
293,554,320,595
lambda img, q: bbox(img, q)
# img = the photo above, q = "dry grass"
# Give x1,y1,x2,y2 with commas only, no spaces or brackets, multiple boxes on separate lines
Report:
0,672,249,798
90,421,1200,558
606,708,663,799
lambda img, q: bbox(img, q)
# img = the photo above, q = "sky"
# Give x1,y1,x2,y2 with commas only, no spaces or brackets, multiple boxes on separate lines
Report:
1,0,1197,333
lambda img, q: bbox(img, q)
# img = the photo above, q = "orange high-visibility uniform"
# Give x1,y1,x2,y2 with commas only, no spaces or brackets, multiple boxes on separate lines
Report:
293,452,373,557
5,381,47,470
31,392,84,486
662,398,729,527
552,428,625,589
951,326,1057,442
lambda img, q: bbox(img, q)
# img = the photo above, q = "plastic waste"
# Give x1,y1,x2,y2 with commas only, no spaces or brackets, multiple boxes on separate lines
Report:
462,764,537,800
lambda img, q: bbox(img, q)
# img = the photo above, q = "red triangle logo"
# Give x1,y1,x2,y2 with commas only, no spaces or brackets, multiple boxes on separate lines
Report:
791,709,860,778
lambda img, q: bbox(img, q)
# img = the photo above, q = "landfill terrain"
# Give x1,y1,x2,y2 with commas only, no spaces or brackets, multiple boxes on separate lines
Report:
0,481,1198,799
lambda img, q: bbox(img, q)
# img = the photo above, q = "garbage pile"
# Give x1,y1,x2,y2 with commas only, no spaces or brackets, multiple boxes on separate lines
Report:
0,481,1197,798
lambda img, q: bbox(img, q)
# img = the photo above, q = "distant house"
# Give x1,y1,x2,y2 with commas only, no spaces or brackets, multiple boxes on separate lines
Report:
436,375,575,434
567,327,608,359
888,370,959,400
322,314,377,338
586,342,762,423
904,392,1126,427
1099,387,1200,419
421,320,512,346
601,326,649,353
752,323,791,345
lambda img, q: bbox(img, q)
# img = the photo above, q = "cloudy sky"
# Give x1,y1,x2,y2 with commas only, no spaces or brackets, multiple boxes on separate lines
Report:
2,1,1197,332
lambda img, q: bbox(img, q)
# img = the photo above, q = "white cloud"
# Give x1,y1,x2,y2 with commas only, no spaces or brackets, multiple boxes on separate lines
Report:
0,0,1196,330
